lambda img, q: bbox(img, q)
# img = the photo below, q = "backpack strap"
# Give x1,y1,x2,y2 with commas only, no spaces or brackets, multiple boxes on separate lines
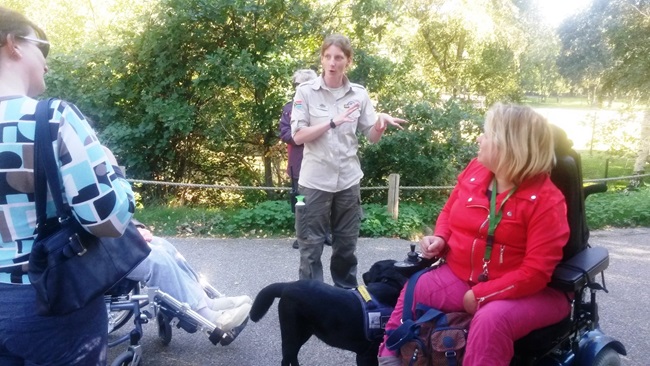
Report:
34,98,66,232
385,266,442,351
402,266,433,321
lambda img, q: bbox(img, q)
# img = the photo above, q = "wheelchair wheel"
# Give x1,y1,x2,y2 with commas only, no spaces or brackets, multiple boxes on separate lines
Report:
111,350,135,366
108,308,134,334
593,347,621,366
107,282,142,333
157,312,173,345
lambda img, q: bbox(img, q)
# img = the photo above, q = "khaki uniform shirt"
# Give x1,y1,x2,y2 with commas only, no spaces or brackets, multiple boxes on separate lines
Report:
291,75,377,192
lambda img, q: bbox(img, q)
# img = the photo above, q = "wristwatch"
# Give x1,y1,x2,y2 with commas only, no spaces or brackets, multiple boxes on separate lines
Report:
329,119,336,129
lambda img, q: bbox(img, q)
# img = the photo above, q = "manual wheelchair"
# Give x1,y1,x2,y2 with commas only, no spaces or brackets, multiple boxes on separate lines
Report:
105,269,229,366
397,126,626,366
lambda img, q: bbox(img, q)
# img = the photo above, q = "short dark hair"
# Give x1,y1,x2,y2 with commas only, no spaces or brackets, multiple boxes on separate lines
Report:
0,6,48,48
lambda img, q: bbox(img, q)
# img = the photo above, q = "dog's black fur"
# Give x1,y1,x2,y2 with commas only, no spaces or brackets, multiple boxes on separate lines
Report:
250,259,424,366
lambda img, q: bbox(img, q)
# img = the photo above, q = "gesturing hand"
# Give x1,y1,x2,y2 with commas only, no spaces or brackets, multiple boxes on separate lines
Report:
333,102,360,126
374,113,407,132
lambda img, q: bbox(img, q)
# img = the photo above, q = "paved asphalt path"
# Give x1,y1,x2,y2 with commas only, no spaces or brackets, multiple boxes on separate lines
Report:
108,228,649,366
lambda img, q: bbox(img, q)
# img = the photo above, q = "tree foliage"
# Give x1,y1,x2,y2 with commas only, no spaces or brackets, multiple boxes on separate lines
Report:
10,0,650,207
46,0,324,205
360,100,482,203
556,0,613,105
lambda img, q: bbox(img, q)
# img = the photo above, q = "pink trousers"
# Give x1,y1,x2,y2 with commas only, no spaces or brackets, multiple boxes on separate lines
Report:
378,265,571,366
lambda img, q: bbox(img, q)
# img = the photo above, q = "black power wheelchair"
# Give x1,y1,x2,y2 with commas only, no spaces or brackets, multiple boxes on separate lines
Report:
396,126,626,366
509,126,626,366
105,270,229,366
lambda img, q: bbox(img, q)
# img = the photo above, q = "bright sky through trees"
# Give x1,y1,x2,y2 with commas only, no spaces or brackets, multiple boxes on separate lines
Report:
538,0,593,26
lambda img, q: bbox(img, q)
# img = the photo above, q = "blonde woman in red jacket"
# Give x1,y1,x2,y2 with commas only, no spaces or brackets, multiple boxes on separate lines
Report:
378,103,571,366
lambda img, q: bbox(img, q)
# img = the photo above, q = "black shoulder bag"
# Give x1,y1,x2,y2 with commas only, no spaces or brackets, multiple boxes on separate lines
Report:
29,98,150,316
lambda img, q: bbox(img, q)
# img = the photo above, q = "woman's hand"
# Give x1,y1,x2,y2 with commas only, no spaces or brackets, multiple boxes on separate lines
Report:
374,113,407,132
137,227,153,242
332,102,360,126
419,235,446,259
463,290,478,314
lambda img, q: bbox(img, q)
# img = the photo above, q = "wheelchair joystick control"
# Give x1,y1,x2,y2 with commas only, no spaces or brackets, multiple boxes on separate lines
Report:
394,244,422,268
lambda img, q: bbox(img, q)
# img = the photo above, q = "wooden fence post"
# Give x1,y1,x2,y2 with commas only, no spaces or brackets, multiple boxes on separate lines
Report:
387,173,400,220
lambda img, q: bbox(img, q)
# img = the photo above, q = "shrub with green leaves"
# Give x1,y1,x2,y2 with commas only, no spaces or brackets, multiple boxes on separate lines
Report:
360,99,482,203
360,202,444,239
585,187,650,229
224,200,295,237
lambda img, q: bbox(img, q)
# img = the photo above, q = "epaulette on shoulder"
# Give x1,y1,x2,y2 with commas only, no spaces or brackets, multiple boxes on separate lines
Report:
349,82,367,91
298,78,320,90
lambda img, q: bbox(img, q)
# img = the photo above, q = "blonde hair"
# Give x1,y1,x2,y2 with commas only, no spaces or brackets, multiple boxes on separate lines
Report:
320,34,353,60
483,103,555,186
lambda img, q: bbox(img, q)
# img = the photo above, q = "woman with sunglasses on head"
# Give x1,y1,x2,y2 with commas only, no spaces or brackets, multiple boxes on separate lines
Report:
0,7,135,365
378,103,571,365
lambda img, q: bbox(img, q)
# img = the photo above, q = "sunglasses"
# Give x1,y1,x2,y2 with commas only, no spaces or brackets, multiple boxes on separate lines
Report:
16,35,50,58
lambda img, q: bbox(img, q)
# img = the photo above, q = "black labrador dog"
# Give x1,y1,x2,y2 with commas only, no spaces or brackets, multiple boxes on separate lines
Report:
250,259,426,366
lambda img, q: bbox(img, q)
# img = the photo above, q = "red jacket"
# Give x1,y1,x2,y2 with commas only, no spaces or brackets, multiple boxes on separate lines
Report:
434,159,569,305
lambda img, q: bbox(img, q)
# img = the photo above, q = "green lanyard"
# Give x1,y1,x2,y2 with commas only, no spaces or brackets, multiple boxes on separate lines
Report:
478,178,517,282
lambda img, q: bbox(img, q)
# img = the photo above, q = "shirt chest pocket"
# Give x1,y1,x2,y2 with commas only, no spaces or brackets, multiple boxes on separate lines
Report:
309,107,330,126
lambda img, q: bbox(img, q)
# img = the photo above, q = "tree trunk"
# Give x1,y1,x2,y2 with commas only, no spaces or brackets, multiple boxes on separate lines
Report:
263,144,275,199
633,108,650,174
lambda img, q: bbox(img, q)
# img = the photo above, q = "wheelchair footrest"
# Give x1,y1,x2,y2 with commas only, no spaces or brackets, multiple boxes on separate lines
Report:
550,246,609,292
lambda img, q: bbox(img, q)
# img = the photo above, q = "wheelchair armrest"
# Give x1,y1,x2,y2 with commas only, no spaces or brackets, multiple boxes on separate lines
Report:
549,246,609,292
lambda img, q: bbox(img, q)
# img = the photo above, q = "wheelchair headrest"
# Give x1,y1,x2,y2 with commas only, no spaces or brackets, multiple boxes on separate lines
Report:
549,125,590,261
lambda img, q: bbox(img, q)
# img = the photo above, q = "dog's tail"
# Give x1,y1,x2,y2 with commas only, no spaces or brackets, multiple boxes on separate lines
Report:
250,282,290,322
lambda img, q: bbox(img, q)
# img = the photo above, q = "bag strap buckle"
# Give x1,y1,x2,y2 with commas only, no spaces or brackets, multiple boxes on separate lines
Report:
64,233,88,257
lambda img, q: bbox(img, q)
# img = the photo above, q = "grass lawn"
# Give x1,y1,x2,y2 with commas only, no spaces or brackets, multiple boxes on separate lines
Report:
579,151,638,181
523,95,644,110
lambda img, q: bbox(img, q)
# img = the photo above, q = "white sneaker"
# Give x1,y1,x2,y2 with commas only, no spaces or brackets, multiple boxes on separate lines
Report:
212,303,251,332
209,295,252,311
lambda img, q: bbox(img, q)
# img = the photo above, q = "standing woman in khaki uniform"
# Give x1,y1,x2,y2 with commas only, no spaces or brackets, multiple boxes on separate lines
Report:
290,34,405,288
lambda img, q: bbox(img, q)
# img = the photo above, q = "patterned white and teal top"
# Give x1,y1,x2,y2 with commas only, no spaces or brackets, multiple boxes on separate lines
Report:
0,96,135,284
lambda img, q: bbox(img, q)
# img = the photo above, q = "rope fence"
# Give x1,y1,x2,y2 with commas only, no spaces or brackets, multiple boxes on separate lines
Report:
127,173,650,191
128,173,650,220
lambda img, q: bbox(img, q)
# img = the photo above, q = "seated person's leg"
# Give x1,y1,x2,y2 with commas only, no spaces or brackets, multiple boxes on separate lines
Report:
127,242,209,311
149,236,201,282
463,287,570,365
129,228,251,343
147,236,252,311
